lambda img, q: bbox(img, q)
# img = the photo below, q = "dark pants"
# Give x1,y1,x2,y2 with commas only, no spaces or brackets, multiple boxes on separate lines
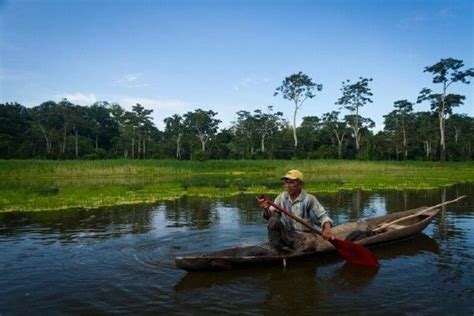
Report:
267,216,319,252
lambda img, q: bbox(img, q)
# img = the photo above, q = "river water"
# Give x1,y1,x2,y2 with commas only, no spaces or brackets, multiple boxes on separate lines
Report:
1,184,472,314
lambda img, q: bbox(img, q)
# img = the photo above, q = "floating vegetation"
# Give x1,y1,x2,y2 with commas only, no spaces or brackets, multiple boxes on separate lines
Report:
0,159,473,212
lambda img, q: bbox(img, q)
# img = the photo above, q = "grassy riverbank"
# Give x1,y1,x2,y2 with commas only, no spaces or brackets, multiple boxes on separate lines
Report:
0,159,473,212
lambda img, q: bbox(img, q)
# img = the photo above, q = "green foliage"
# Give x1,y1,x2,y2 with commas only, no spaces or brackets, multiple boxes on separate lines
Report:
0,58,472,162
336,77,374,159
418,58,473,161
192,150,209,161
0,159,472,212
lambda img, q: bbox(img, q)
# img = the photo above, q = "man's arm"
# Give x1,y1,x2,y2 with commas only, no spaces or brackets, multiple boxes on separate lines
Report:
309,195,333,239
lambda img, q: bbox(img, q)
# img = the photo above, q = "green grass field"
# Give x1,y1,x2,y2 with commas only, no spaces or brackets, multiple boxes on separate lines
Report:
0,159,473,212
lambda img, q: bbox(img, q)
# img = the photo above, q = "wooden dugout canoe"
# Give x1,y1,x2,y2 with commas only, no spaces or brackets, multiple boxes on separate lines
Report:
175,206,440,272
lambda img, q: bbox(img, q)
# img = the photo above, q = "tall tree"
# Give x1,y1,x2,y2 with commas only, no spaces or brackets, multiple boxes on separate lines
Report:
417,58,473,161
372,131,396,160
413,111,438,160
109,103,129,158
31,101,62,156
383,100,414,160
447,113,470,145
322,111,347,159
57,99,76,156
232,110,258,158
344,114,375,159
164,114,185,159
69,105,89,159
209,128,234,159
183,109,221,153
336,77,374,159
131,103,154,159
393,100,413,160
274,72,322,149
254,106,283,155
87,101,119,152
297,116,321,156
446,114,473,160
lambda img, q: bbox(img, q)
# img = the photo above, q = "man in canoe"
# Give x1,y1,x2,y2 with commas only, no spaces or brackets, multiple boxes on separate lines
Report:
259,169,333,252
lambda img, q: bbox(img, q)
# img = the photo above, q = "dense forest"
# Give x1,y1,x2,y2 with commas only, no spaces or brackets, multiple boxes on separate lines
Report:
1,58,472,161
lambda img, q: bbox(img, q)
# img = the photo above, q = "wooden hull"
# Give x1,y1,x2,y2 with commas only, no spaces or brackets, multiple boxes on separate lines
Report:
175,207,439,271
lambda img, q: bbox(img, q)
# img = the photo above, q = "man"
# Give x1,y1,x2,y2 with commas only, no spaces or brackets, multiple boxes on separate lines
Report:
259,169,333,252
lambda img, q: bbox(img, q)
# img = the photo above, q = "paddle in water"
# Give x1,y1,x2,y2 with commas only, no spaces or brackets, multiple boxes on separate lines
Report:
258,196,380,268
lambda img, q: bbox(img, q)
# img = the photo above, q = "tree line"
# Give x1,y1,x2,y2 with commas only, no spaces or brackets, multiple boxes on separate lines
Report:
0,58,472,161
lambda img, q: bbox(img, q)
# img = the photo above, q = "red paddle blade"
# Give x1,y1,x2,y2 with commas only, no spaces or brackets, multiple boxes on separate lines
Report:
330,238,380,268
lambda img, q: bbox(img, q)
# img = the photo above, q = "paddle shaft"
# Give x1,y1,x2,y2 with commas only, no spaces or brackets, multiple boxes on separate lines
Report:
373,195,466,233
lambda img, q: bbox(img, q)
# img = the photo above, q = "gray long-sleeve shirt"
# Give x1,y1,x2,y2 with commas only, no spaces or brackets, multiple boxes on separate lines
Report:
270,190,333,232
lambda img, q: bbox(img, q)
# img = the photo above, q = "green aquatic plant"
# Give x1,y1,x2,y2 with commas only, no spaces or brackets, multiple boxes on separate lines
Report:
0,159,472,212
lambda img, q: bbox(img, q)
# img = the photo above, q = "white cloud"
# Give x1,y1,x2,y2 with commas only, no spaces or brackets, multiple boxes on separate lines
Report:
233,76,271,91
115,73,149,88
56,92,98,105
49,93,193,129
113,95,192,129
117,96,188,111
125,74,138,82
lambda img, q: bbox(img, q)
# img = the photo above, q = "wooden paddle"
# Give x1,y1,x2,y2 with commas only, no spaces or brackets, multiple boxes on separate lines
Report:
258,196,380,268
372,195,466,233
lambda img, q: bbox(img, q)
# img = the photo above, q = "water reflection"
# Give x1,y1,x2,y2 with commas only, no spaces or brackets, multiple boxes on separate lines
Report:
0,183,472,314
0,204,157,244
161,196,219,229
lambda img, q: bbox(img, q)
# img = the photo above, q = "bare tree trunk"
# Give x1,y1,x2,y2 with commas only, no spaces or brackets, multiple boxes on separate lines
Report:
261,133,266,152
142,138,146,159
402,126,407,160
62,122,69,154
354,105,360,159
95,135,99,151
195,127,207,152
354,127,361,158
439,111,446,161
131,138,135,159
199,135,206,152
38,124,52,154
138,134,142,159
454,126,461,144
74,128,78,159
334,130,345,159
439,82,447,162
176,133,182,159
424,140,431,160
292,103,298,148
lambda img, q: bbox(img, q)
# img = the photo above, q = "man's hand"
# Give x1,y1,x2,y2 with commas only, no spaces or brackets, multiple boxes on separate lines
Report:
258,198,272,220
322,222,333,240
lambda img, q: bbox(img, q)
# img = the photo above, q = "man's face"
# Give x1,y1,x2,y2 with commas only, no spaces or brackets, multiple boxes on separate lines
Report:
283,179,302,195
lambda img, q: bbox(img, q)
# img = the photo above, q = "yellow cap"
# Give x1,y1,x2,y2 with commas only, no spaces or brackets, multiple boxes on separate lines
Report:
281,169,304,181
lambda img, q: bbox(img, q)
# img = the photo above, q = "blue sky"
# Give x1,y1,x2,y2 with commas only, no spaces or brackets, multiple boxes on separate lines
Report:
0,0,472,130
